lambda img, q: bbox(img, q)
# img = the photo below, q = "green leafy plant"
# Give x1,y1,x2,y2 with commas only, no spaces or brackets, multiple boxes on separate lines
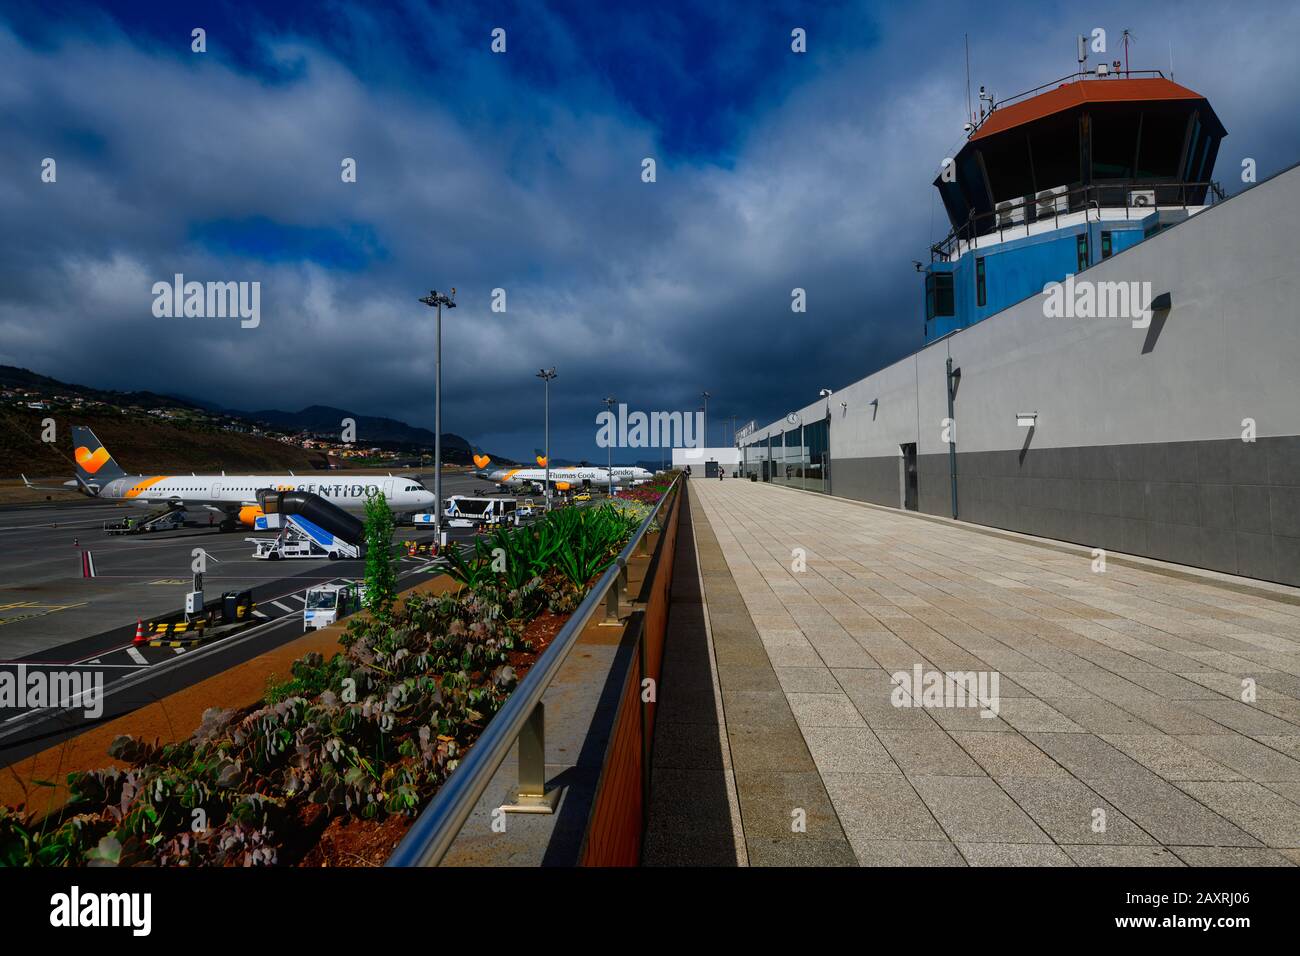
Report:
363,491,398,621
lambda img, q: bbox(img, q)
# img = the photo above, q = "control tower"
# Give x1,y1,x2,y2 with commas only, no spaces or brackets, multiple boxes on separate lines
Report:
923,56,1226,341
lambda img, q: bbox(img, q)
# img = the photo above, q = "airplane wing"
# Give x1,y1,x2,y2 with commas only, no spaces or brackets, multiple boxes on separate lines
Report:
21,474,81,494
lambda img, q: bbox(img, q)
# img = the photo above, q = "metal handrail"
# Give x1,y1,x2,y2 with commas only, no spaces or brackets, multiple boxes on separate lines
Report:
931,179,1222,261
386,473,682,866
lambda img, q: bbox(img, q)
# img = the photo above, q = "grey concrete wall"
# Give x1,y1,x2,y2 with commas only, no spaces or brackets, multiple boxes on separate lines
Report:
744,163,1300,586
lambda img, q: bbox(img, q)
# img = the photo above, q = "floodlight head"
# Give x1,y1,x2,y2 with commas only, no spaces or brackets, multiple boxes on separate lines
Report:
819,388,832,397
419,288,457,309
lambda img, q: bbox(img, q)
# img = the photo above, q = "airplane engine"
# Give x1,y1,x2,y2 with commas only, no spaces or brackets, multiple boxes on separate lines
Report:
238,505,265,526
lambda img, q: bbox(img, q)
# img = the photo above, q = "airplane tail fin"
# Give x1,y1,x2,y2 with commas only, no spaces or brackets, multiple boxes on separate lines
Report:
71,426,127,485
471,446,492,478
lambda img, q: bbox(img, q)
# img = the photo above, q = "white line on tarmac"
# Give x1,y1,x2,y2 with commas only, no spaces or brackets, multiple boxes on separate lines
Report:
126,647,147,665
271,600,293,612
0,661,141,670
0,610,303,737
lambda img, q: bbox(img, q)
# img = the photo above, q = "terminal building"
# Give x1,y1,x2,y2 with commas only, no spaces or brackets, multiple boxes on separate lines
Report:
740,68,1300,587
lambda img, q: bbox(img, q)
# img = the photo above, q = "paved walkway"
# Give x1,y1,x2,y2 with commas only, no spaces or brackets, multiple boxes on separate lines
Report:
665,478,1300,866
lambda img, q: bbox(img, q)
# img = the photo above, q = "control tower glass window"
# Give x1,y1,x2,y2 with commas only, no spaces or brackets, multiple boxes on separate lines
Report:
1027,113,1080,195
1091,109,1140,179
926,272,955,321
1136,109,1189,180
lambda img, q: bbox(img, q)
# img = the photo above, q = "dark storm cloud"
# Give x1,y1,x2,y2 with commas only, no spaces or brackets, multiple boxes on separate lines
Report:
1,1,1298,461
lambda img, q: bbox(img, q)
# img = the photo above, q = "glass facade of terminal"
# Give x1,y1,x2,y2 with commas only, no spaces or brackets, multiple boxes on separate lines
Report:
742,415,830,494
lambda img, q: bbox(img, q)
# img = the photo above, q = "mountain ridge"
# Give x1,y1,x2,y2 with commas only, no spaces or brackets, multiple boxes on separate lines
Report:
0,365,502,460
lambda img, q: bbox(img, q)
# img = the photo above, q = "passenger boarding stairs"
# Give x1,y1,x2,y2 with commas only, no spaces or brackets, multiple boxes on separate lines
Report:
246,490,365,560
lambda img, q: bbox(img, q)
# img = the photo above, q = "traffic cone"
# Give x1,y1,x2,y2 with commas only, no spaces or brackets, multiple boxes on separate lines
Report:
134,619,145,643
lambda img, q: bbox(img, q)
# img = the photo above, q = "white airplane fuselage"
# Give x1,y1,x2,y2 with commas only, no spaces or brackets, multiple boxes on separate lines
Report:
94,474,435,516
485,465,653,490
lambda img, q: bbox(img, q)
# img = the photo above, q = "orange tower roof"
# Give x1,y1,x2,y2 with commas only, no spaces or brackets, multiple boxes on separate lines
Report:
973,77,1209,141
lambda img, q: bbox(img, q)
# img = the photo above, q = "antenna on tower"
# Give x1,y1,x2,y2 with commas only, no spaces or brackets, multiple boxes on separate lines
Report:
1121,29,1135,77
1077,34,1088,73
964,34,973,126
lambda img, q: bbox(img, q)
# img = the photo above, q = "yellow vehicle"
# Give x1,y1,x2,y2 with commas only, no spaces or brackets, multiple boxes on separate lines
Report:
573,492,593,502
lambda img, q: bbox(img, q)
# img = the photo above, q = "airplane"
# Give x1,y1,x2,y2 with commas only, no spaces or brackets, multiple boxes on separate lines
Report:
474,457,654,493
22,426,436,530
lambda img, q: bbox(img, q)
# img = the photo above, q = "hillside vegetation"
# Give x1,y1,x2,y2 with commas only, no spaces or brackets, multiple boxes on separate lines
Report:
0,408,330,479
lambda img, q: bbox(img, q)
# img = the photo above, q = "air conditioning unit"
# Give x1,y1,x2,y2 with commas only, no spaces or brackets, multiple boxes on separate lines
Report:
995,201,1024,227
1035,185,1069,215
1128,189,1156,208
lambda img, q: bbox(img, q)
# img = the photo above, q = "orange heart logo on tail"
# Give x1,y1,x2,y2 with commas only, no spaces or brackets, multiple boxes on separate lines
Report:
473,454,490,469
535,456,547,467
75,446,111,474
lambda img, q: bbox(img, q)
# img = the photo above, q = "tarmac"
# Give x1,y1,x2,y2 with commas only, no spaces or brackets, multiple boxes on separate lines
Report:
0,470,488,660
0,469,501,766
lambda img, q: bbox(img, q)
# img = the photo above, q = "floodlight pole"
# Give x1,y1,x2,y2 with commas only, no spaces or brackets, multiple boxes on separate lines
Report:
701,391,710,450
537,368,557,507
603,396,616,498
419,288,457,542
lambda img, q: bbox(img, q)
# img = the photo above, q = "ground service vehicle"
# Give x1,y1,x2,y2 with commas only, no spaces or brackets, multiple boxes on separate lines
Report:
303,582,366,630
421,496,518,528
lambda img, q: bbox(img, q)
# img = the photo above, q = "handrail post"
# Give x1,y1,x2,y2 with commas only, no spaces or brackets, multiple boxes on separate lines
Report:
501,701,558,813
600,564,622,625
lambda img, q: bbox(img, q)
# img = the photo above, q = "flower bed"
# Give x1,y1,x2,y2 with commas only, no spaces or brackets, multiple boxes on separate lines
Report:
0,503,649,867
614,483,672,505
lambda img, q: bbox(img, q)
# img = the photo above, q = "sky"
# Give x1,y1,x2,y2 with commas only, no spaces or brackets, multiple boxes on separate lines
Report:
2,0,1299,463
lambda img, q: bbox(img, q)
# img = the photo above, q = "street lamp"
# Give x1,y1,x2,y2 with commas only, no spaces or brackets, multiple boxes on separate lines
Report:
536,367,557,506
418,287,456,543
603,396,616,498
701,391,710,448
